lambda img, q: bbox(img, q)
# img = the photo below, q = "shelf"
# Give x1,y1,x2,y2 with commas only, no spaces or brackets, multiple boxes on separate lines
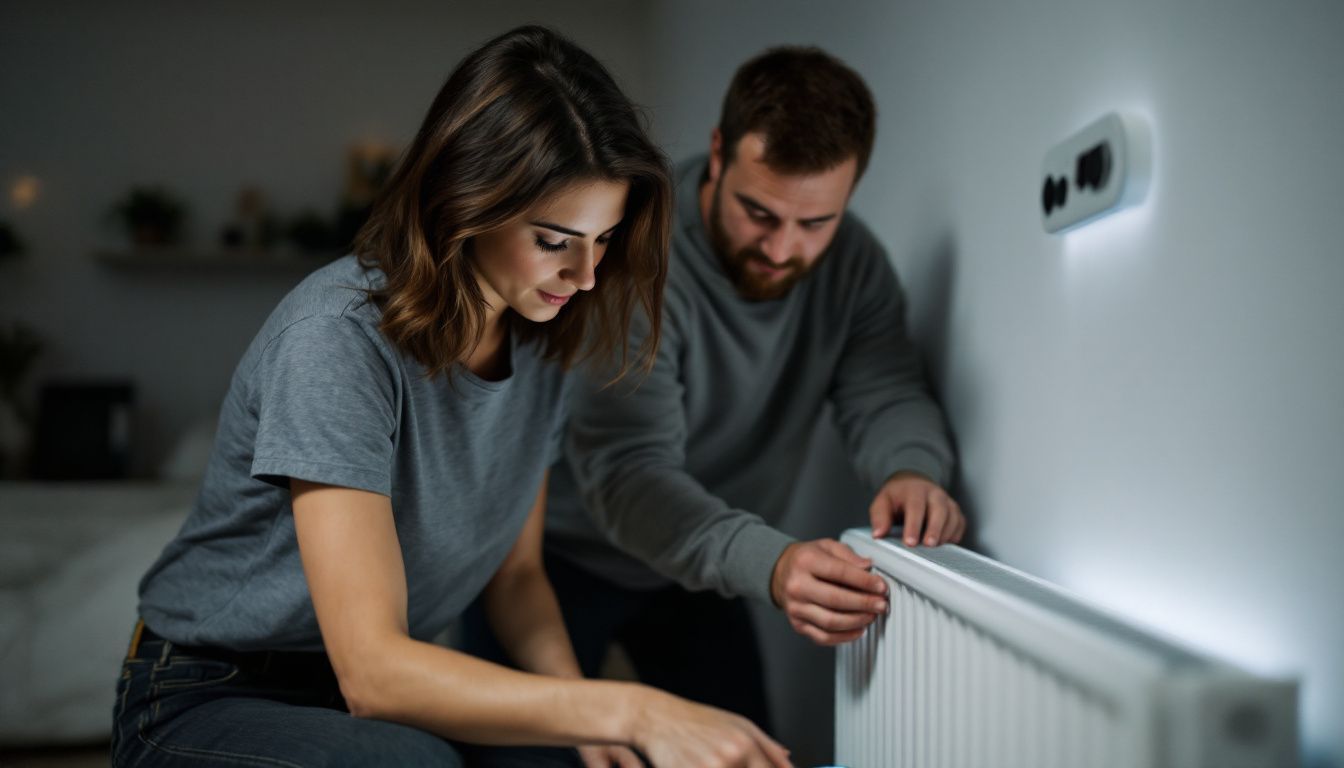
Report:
93,248,334,271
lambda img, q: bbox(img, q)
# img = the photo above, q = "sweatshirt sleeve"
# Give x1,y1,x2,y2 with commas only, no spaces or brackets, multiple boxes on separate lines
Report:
564,304,795,603
828,236,956,492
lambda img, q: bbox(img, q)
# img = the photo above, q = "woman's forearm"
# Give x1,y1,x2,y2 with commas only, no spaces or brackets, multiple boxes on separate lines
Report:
483,564,582,678
348,631,644,747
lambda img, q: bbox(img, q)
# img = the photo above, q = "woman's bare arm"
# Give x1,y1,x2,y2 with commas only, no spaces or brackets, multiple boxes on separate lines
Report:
290,479,792,766
481,472,583,678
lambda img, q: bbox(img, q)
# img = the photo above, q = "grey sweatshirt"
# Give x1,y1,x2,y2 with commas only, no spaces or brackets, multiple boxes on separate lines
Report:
544,156,954,604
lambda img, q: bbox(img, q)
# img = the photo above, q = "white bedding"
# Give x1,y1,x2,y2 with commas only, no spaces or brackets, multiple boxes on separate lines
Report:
0,482,196,745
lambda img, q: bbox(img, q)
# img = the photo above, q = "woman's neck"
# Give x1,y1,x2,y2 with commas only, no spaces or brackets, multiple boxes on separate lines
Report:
464,311,509,380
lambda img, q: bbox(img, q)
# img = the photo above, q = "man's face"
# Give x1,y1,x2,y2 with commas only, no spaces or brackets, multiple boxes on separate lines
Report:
703,131,858,301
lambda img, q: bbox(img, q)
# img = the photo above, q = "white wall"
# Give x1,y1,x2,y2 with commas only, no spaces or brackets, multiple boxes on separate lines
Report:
0,0,654,474
648,0,1344,765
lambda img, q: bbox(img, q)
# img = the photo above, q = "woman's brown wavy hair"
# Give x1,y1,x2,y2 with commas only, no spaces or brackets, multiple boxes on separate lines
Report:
355,25,670,380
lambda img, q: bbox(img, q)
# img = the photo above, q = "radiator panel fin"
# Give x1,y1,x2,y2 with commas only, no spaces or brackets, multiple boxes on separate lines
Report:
837,579,1127,768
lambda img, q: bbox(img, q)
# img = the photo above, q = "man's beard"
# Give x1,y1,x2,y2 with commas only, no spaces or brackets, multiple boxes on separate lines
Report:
707,178,820,302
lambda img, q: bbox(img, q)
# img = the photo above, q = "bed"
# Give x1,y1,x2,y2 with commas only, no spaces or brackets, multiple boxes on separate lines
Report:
0,416,216,747
0,481,196,745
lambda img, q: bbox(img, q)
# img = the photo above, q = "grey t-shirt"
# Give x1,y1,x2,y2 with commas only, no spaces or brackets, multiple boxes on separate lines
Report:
545,156,955,603
138,255,566,651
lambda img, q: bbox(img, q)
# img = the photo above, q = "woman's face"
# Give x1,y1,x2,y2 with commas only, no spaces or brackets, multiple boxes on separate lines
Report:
473,178,629,324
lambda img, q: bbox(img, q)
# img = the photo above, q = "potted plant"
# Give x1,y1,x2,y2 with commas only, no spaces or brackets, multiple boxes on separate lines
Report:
109,186,187,247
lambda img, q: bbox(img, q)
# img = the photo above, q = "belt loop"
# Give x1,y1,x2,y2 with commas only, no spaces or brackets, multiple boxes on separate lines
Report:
126,619,145,661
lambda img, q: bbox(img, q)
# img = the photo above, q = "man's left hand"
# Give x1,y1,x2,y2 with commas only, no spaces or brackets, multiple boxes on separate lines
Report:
868,471,965,547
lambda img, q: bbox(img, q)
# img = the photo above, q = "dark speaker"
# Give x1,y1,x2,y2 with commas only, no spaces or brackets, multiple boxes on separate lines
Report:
30,380,135,480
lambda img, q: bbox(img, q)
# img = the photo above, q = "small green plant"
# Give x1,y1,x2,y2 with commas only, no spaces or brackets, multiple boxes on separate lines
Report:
110,186,187,246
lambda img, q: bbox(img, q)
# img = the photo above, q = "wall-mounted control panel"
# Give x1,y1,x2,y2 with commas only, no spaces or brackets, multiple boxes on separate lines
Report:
1041,112,1151,233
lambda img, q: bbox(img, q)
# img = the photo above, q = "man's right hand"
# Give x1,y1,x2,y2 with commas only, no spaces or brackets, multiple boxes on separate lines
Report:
769,539,889,646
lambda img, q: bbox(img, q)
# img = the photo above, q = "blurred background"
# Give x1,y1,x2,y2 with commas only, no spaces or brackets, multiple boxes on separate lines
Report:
2,1,1341,766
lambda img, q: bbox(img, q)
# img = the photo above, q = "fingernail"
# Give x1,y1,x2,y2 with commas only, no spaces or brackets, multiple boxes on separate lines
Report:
926,537,937,546
905,536,916,546
878,601,889,613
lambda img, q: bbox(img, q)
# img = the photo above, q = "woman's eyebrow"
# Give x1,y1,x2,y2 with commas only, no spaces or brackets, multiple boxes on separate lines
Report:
530,220,585,237
530,220,623,237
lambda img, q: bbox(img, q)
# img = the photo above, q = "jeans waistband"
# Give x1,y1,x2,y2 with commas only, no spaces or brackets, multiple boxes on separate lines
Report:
129,619,339,679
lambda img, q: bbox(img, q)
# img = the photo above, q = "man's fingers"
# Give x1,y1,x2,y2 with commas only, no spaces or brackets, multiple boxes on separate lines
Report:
950,507,966,543
791,616,867,646
817,539,873,570
614,749,642,768
792,601,879,633
797,575,887,614
935,500,964,545
868,493,895,539
810,553,886,594
901,492,928,546
922,492,950,546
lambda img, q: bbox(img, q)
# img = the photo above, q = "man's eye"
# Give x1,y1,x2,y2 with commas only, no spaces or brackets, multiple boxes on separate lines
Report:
535,237,569,252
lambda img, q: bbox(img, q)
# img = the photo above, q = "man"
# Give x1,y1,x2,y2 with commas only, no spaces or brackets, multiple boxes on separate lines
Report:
468,45,963,734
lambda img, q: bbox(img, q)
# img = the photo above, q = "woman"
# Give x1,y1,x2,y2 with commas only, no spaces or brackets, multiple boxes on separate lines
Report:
114,26,791,768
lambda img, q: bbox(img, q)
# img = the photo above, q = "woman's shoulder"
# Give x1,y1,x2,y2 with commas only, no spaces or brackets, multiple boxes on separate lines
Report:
240,256,396,373
278,254,383,320
260,256,381,331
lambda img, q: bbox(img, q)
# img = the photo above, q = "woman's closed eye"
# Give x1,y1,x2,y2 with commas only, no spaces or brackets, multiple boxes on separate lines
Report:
535,236,569,253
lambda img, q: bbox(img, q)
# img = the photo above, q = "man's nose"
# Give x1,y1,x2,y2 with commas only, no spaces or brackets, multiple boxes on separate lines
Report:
759,224,800,264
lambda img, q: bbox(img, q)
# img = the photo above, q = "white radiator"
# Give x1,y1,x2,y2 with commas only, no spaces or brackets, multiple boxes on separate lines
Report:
834,529,1297,768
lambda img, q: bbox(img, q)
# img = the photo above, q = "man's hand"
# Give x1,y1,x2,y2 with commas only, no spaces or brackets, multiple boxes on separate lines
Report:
869,471,965,547
770,539,889,646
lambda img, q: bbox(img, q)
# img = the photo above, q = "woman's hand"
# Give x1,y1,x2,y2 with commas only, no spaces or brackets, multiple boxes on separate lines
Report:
577,744,644,768
632,689,792,768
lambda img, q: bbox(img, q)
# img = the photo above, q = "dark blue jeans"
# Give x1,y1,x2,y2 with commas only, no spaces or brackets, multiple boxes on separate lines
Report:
112,622,581,767
459,548,772,734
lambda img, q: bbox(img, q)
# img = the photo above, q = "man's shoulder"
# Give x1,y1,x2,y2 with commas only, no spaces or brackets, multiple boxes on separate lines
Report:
813,209,894,295
834,208,885,258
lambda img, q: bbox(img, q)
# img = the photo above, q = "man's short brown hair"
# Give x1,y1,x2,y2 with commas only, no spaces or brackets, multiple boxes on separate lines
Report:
717,46,876,178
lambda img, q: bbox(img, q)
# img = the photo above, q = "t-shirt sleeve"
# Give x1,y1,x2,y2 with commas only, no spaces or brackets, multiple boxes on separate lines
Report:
249,315,398,495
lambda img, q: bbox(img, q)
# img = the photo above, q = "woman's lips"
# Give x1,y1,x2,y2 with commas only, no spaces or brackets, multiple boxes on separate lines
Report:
538,289,573,306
